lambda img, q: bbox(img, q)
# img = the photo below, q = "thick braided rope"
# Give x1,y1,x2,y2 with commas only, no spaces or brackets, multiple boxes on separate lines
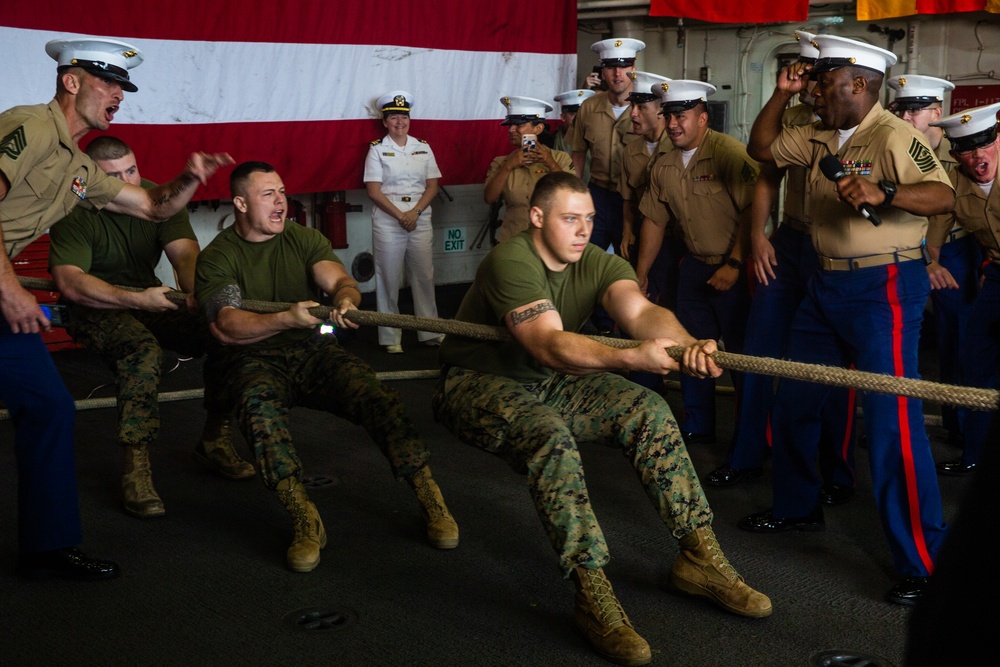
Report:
18,276,998,411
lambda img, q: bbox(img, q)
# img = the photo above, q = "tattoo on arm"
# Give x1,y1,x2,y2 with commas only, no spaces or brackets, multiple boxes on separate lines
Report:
151,174,196,207
509,301,555,327
204,284,242,323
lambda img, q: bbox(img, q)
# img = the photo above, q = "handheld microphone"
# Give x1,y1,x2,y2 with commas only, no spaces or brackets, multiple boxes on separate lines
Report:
819,155,882,227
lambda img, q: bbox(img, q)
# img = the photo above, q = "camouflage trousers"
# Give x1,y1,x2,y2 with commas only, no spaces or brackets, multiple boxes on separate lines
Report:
433,367,713,576
219,334,430,489
69,306,226,448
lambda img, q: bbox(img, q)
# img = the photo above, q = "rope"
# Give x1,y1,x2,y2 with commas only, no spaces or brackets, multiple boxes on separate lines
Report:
17,275,998,411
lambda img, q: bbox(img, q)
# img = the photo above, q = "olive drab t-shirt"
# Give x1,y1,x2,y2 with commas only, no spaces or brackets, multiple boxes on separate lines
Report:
195,222,340,348
1,100,125,258
48,178,196,288
439,230,636,383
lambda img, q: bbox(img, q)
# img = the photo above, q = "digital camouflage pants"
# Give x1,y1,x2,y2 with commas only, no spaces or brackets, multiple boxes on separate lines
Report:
220,334,430,489
433,367,713,576
69,306,225,449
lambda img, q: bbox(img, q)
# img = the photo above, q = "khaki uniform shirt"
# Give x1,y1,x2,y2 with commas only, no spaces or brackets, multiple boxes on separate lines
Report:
571,91,632,189
1,100,124,259
486,149,574,242
619,130,672,205
639,129,758,259
782,103,818,226
770,103,952,259
936,136,957,175
928,169,1000,265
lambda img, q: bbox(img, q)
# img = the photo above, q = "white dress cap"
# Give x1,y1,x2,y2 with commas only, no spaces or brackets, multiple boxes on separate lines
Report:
930,102,1000,152
499,96,553,126
657,79,717,112
554,89,596,110
795,31,820,62
377,90,414,115
809,34,898,75
45,36,144,92
887,74,955,110
591,38,646,66
627,71,672,103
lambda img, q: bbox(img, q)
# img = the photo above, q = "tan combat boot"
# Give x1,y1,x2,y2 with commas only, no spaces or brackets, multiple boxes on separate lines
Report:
571,566,652,667
407,465,459,549
121,444,165,518
276,477,327,573
669,525,773,618
193,413,256,480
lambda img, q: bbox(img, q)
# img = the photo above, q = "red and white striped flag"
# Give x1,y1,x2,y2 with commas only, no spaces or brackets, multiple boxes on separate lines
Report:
1,1,577,199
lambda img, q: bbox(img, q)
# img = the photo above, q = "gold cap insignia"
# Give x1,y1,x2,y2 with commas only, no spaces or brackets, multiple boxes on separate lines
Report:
501,96,510,106
849,57,856,64
794,32,802,42
394,95,406,107
577,90,585,97
810,39,819,49
961,114,972,124
121,50,138,58
660,83,669,92
614,40,623,48
898,77,906,87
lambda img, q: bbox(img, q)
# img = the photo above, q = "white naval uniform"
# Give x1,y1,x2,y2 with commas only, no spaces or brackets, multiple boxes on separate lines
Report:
363,134,443,346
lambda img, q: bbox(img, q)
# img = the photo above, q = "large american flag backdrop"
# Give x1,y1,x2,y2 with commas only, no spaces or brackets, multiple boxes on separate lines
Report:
1,1,578,200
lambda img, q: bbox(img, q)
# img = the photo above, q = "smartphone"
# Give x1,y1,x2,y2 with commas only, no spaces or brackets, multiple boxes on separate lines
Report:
40,303,72,327
521,133,537,150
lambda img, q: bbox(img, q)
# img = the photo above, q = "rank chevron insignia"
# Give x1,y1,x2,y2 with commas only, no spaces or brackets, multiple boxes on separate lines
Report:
0,126,27,160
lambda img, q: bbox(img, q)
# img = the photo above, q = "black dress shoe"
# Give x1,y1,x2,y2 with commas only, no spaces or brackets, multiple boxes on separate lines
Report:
885,576,930,606
705,465,763,487
738,507,825,533
820,483,855,506
682,432,716,445
936,457,977,476
17,547,120,581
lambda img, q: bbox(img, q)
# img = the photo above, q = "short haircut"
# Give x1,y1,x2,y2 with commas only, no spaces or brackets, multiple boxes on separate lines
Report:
85,136,132,162
847,66,884,96
230,161,277,198
529,171,589,213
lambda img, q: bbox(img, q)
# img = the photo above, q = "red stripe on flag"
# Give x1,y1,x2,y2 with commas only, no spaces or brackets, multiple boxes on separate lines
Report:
884,265,936,575
85,119,516,200
2,1,575,54
916,0,986,13
648,0,809,23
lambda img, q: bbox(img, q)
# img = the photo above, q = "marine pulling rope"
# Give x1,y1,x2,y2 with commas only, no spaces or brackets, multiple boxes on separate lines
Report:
17,275,999,412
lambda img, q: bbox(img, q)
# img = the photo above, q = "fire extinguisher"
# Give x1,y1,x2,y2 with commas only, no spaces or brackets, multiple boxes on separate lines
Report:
320,192,349,249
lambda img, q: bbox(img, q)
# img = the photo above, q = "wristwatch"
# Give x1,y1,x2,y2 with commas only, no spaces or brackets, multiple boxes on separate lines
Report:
414,208,423,216
725,257,743,270
878,179,897,208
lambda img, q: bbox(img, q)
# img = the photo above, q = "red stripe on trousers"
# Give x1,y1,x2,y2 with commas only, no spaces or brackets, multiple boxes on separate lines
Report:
885,264,935,574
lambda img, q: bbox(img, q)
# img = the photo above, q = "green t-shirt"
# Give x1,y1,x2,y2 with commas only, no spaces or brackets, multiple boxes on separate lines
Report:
48,178,196,288
439,230,636,383
195,221,340,348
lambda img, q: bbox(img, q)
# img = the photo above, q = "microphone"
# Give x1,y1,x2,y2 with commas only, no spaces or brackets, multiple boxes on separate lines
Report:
819,155,882,226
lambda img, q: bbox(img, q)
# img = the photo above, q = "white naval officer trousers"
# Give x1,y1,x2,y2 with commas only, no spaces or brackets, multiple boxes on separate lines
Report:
372,199,441,346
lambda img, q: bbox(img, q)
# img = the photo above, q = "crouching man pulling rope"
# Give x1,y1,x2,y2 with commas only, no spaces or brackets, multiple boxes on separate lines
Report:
433,172,771,666
193,161,458,573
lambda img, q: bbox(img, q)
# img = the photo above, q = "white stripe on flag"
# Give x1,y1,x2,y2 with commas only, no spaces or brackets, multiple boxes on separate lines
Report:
3,28,576,124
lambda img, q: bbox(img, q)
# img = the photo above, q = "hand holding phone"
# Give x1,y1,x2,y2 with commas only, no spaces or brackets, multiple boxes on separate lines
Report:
40,304,72,327
521,133,539,164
